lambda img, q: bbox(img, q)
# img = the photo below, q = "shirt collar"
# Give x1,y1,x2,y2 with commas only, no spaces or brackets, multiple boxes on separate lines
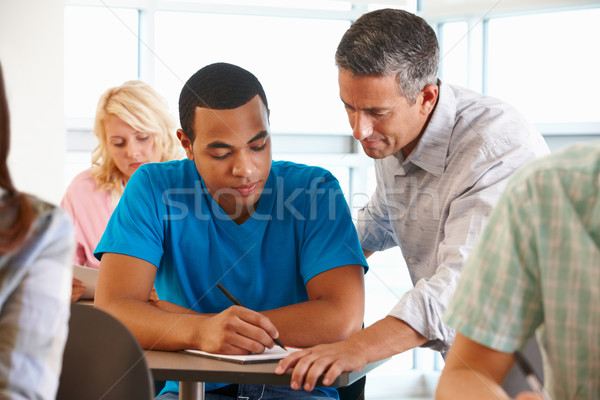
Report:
395,80,456,178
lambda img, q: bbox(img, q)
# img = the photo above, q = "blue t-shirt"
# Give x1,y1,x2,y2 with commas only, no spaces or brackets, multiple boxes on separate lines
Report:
95,159,368,396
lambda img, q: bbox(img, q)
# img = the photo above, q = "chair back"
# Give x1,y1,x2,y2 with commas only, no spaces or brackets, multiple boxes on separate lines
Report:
337,376,365,400
56,303,154,400
502,336,545,397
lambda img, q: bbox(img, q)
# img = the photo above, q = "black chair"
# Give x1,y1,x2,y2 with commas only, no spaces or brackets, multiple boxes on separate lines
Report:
337,321,366,400
502,336,544,397
56,303,154,400
337,376,366,400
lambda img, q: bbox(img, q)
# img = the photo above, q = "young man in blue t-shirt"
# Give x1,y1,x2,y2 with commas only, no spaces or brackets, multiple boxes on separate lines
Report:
94,62,368,399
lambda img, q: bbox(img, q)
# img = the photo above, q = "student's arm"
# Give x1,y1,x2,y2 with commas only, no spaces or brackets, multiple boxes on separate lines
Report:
95,253,281,353
436,334,542,400
436,333,513,399
261,264,365,347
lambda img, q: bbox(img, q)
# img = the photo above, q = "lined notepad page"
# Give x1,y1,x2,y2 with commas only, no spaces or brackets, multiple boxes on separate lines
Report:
184,346,300,364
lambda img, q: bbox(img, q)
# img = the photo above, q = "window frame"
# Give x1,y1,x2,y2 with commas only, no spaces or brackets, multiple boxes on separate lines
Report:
432,3,600,143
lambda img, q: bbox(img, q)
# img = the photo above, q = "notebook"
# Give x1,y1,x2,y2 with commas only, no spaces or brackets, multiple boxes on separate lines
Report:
184,346,300,364
72,264,98,300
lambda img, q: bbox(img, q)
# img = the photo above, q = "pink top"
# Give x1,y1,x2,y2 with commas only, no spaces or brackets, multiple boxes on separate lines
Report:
61,169,120,269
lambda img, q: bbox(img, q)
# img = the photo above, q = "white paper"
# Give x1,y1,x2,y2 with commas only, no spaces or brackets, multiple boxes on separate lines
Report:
184,346,300,364
72,264,98,300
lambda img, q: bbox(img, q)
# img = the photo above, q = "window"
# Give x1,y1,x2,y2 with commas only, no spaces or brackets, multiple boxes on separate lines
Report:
487,8,600,124
436,5,600,152
64,6,139,120
153,11,350,135
439,21,469,88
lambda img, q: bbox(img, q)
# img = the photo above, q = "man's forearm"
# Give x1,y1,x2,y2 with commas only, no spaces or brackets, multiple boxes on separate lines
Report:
350,316,428,363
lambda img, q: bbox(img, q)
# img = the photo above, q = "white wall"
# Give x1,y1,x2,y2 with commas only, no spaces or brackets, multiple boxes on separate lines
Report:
0,0,66,205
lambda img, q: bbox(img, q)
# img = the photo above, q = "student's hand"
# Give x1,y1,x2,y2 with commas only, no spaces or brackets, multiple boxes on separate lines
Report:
71,278,86,302
276,339,367,392
199,305,280,355
515,392,543,400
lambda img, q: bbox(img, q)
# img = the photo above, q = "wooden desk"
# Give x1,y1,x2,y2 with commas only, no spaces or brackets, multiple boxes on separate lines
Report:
146,349,386,400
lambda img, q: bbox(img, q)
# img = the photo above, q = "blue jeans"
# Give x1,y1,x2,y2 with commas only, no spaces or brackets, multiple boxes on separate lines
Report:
156,384,337,400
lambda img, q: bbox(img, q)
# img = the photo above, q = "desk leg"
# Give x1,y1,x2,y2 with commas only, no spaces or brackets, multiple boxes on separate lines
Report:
179,381,205,400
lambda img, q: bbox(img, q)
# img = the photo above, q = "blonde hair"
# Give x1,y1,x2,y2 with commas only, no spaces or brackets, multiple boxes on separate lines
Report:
91,80,181,194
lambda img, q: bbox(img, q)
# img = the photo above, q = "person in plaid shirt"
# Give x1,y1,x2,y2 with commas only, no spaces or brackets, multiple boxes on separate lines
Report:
437,142,600,400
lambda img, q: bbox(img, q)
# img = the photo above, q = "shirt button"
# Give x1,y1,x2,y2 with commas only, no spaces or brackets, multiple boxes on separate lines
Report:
408,257,415,264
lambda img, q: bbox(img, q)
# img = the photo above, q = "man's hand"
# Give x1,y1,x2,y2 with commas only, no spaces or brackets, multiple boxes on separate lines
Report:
71,278,86,302
276,316,427,392
276,338,368,392
197,305,281,355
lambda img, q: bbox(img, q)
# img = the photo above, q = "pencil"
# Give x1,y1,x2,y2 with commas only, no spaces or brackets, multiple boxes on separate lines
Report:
216,283,287,351
514,350,551,400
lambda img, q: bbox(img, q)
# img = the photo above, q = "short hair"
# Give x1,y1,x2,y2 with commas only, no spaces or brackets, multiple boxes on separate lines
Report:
335,9,440,104
178,62,269,142
91,80,181,193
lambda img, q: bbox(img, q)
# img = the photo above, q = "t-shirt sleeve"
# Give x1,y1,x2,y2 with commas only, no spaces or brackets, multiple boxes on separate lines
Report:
94,169,164,267
443,176,543,353
298,173,368,284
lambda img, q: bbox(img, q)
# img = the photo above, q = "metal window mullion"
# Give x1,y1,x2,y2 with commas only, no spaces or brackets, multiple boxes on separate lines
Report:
138,1,157,84
482,18,489,95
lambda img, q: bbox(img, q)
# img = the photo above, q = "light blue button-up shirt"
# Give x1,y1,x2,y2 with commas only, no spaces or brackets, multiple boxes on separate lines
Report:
357,81,550,351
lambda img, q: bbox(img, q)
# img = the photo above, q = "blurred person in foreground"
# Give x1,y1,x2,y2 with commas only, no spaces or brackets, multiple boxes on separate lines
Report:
436,142,600,400
0,62,75,398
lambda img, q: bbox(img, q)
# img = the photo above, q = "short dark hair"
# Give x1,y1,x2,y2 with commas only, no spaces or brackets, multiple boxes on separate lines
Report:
178,62,269,141
335,9,439,104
